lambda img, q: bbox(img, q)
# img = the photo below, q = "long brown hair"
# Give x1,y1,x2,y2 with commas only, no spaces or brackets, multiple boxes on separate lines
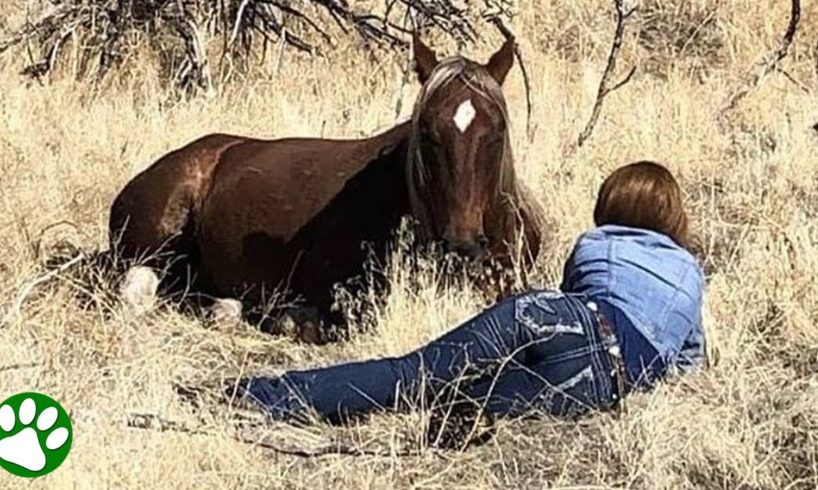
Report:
593,161,689,248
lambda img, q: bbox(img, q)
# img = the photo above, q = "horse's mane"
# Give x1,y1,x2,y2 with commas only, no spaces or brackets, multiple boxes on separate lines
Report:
406,56,520,235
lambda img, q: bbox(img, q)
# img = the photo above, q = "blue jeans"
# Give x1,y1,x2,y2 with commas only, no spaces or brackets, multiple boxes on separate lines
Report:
238,290,620,423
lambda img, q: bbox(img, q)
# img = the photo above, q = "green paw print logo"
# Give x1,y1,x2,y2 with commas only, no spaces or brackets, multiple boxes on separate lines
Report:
0,392,72,478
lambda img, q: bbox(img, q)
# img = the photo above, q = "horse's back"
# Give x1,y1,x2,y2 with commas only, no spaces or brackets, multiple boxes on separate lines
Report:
109,133,246,260
203,137,389,238
195,123,412,303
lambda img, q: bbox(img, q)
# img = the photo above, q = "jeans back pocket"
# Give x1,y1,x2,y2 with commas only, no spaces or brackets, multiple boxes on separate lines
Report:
514,291,585,339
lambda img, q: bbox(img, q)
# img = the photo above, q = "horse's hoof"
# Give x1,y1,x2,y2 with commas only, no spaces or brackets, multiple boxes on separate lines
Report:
286,307,327,344
209,298,243,326
295,320,323,344
119,266,160,315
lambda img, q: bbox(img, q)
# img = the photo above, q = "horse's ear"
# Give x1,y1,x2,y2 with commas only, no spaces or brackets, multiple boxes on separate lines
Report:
413,34,439,84
485,37,516,85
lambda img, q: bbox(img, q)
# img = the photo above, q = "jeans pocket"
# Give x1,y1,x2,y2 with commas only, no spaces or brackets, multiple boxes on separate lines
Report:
514,291,584,339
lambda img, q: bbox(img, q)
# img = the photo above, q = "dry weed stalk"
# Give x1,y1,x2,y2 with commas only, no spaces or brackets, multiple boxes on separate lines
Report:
125,411,428,458
0,252,85,328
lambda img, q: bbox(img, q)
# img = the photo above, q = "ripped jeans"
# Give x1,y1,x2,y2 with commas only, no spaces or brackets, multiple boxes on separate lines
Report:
239,290,620,423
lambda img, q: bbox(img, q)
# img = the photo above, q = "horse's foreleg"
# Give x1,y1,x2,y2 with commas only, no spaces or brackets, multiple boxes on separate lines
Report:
208,298,243,327
119,265,161,315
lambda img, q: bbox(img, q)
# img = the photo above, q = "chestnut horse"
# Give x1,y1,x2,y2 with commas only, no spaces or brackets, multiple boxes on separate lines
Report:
109,35,546,339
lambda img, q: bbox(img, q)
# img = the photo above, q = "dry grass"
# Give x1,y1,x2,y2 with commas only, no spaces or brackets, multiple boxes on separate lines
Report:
2,0,818,488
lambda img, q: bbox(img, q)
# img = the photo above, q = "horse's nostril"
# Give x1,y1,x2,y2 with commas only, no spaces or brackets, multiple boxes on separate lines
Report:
477,235,489,249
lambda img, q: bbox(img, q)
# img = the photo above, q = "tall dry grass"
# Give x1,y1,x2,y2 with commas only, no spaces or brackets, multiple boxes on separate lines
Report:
1,0,818,488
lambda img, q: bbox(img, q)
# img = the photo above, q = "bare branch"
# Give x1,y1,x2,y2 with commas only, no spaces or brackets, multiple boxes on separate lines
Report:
0,0,498,92
124,412,431,459
228,0,252,47
0,362,42,374
719,0,800,115
577,0,637,148
775,66,811,95
486,15,534,142
603,65,636,96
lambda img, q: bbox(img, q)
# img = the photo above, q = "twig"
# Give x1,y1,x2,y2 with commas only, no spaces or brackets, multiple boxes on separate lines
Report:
577,0,636,147
0,362,43,374
23,0,45,86
486,15,534,142
719,0,801,115
35,219,81,261
0,253,85,328
394,51,413,121
125,412,433,459
774,66,810,95
808,37,818,82
229,0,252,47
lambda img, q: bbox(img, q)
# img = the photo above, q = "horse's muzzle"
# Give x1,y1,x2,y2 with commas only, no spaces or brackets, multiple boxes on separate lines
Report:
443,235,490,262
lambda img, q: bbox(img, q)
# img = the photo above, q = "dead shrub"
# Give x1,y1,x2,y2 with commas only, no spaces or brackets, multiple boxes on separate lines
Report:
637,0,727,77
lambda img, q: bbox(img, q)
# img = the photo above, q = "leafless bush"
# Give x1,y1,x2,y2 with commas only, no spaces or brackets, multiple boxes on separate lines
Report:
637,0,727,76
0,0,505,93
525,5,612,63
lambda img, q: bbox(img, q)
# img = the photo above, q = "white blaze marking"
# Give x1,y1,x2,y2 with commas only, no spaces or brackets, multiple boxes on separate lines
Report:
453,99,476,133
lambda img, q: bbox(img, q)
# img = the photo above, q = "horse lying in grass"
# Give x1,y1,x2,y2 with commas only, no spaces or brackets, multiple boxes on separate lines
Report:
108,35,547,342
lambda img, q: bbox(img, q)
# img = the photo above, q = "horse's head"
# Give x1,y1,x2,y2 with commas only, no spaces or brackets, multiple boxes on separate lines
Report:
407,35,516,262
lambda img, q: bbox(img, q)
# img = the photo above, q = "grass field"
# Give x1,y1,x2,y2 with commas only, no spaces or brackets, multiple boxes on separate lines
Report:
1,0,817,488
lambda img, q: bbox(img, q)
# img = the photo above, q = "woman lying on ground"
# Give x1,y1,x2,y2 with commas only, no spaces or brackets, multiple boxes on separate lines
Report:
231,161,707,426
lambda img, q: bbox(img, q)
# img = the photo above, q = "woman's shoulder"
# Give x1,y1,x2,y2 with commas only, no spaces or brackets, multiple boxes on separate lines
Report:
580,225,695,256
575,225,703,277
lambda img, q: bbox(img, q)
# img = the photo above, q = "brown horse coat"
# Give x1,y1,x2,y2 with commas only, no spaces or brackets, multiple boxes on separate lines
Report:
110,123,411,317
109,36,546,335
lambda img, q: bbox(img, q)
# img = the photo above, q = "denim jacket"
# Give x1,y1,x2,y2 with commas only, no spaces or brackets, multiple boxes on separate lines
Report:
560,224,706,386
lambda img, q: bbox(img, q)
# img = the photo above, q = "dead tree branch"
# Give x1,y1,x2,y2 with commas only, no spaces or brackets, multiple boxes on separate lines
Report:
0,0,498,93
577,0,637,148
485,14,534,142
719,0,800,115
